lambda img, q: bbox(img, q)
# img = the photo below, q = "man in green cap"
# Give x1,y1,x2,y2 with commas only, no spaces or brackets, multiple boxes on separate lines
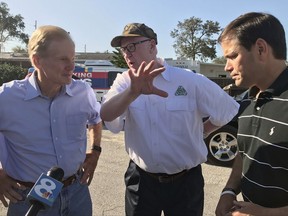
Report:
101,23,239,216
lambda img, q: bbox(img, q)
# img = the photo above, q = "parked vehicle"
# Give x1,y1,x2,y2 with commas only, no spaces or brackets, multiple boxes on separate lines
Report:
204,90,249,167
73,61,126,103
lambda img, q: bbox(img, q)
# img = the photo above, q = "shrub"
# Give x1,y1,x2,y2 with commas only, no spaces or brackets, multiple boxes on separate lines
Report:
0,63,26,86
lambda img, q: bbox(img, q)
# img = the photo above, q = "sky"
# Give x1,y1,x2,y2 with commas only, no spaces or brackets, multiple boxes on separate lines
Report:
4,0,288,59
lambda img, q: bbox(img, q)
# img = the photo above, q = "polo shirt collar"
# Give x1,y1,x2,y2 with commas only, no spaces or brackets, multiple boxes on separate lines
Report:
247,67,288,98
268,67,288,96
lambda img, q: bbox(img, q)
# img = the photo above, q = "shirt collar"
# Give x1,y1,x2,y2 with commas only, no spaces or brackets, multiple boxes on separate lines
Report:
24,71,73,100
157,58,170,81
267,67,288,96
248,67,288,98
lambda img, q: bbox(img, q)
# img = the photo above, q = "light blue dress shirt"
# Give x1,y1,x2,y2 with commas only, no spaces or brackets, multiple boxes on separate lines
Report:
0,74,101,181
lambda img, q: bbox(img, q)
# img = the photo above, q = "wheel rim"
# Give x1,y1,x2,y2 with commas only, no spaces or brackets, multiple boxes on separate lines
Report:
208,132,238,162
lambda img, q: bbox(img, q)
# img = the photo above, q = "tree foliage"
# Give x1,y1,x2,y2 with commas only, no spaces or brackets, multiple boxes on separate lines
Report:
170,17,221,62
0,2,29,52
110,48,128,68
12,45,27,53
0,63,26,85
213,56,227,64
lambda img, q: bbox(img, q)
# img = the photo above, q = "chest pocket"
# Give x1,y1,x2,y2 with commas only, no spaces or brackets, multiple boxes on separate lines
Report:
166,99,197,134
127,98,146,128
166,99,196,111
66,114,87,140
129,97,145,110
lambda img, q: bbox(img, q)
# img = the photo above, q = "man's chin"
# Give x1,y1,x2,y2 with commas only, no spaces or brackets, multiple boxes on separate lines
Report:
234,80,250,89
64,78,72,85
234,81,241,87
234,78,244,87
129,65,137,71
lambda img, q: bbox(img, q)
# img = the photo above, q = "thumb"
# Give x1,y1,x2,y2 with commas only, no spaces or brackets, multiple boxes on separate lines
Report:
153,87,168,98
233,200,248,208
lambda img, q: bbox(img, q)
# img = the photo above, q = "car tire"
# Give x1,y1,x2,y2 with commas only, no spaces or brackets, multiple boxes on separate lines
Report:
204,125,238,167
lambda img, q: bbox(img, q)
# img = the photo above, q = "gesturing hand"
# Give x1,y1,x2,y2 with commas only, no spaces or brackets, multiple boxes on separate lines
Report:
128,60,168,98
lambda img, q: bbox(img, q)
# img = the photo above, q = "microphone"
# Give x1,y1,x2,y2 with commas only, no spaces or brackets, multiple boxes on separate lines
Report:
25,167,64,216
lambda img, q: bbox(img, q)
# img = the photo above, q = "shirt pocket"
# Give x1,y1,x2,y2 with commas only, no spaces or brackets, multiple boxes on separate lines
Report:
127,98,146,129
129,97,145,110
66,114,87,140
166,99,197,134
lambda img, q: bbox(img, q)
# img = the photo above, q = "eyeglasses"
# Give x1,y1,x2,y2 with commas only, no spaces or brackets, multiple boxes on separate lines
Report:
120,39,151,53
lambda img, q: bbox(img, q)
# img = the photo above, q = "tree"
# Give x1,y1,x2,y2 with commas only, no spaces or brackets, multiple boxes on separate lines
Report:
12,45,27,53
110,48,128,68
0,63,26,85
213,56,227,64
0,2,29,53
170,17,221,62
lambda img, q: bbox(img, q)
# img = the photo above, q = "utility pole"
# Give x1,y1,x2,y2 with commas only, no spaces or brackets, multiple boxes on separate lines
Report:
34,20,37,30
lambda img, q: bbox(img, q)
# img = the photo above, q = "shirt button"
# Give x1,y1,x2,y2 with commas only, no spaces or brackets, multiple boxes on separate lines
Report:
59,155,62,159
256,107,260,110
55,137,58,140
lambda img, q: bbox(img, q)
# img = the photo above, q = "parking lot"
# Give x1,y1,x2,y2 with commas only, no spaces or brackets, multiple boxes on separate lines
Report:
0,129,241,216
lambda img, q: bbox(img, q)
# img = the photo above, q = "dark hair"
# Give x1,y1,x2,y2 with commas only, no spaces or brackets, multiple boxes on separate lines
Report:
218,12,286,59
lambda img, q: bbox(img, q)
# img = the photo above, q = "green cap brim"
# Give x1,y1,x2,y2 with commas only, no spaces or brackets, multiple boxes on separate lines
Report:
110,34,142,47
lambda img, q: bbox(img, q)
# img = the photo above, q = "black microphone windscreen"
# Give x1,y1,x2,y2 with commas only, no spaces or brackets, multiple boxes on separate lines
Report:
47,167,64,181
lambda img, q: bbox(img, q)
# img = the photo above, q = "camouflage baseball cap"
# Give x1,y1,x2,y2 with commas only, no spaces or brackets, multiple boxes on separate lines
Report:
111,23,157,47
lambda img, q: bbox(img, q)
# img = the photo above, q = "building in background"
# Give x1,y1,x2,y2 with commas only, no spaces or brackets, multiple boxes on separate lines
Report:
164,58,200,73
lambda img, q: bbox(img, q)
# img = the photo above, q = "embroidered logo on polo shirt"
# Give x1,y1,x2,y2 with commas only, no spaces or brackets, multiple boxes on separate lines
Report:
175,86,187,96
269,127,275,136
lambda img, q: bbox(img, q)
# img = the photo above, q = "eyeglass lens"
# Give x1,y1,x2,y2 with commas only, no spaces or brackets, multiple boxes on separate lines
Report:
120,39,151,53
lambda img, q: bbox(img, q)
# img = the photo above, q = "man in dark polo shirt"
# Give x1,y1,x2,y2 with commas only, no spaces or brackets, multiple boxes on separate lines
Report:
215,12,288,216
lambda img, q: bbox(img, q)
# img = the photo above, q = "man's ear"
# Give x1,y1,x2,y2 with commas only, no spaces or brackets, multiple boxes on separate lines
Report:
150,39,156,46
32,54,41,69
255,38,267,55
258,47,264,55
150,39,157,53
